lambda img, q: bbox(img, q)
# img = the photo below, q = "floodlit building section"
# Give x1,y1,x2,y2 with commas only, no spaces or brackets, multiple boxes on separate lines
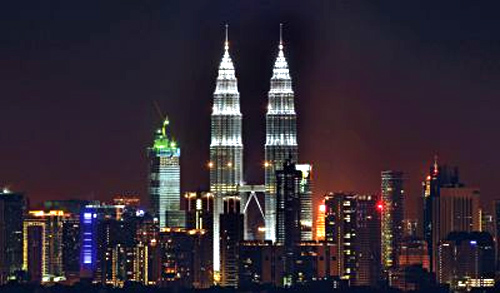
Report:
210,25,244,273
148,117,184,228
265,24,298,242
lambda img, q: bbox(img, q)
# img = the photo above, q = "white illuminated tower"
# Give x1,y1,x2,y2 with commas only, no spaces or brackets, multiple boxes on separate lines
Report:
148,117,184,228
209,25,244,273
265,24,298,242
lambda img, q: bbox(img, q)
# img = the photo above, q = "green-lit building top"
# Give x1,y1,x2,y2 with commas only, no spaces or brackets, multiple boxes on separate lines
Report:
152,118,180,156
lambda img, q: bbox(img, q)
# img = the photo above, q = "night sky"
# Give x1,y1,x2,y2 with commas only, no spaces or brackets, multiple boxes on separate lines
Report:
1,1,500,218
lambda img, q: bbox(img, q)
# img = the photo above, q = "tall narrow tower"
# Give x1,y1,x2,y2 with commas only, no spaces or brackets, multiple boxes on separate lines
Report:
148,117,184,228
381,170,405,274
209,25,244,273
265,24,298,242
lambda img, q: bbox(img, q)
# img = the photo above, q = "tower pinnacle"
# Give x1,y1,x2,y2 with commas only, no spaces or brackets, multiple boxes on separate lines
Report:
433,154,439,174
225,24,229,51
279,23,283,49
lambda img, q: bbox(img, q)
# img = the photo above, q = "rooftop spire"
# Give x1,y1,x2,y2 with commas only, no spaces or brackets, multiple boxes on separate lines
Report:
270,23,291,82
224,24,229,51
433,153,439,175
279,23,283,49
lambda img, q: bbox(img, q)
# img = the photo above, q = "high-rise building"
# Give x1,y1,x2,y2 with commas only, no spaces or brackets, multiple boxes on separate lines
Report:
185,191,214,287
80,207,97,279
316,203,326,241
324,192,358,282
438,231,495,290
275,160,302,285
220,196,244,288
324,192,381,285
62,215,80,283
23,210,67,283
0,189,26,282
156,228,210,288
275,160,302,247
209,25,244,273
494,200,500,271
356,194,381,287
296,164,313,241
265,25,298,243
479,210,495,236
422,159,480,274
381,170,405,273
148,117,184,228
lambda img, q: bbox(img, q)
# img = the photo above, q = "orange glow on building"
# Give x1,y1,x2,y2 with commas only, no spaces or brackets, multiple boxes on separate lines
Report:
316,203,326,241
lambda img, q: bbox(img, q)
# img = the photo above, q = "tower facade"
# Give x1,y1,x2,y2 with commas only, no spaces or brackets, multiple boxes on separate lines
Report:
422,159,480,275
296,164,313,241
265,26,298,242
148,118,184,228
0,190,26,282
210,26,244,273
381,170,405,274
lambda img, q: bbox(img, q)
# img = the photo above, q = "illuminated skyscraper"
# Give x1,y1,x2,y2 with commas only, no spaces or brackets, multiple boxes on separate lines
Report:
316,203,326,241
324,192,357,282
0,189,25,283
296,164,313,241
356,194,381,287
422,158,480,275
381,170,405,274
209,25,244,273
23,210,67,283
323,192,381,285
148,117,184,228
265,25,298,242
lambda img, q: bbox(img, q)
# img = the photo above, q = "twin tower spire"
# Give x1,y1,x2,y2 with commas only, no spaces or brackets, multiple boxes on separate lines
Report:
210,24,298,270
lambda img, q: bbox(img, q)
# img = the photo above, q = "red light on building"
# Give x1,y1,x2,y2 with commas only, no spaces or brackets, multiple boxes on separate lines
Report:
377,202,383,211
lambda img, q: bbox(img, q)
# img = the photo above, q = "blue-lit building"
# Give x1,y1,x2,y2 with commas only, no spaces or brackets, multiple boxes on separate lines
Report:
80,207,97,279
149,117,184,228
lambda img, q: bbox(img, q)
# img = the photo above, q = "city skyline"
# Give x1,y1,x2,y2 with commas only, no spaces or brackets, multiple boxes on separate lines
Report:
2,1,500,220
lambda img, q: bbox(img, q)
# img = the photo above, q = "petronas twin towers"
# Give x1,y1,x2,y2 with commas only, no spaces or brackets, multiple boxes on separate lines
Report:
210,25,298,271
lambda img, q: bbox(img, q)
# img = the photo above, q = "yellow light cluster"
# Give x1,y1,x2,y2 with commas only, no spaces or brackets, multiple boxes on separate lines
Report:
28,210,65,217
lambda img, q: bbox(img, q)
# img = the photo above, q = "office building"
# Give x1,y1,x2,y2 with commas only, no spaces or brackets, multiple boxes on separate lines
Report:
220,196,244,287
323,192,381,285
495,200,500,271
355,194,381,287
148,117,184,228
324,192,358,282
265,25,298,243
23,210,67,283
62,215,80,283
438,231,495,290
296,164,313,241
316,203,326,241
0,189,26,282
275,160,302,285
423,159,480,273
381,170,405,273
